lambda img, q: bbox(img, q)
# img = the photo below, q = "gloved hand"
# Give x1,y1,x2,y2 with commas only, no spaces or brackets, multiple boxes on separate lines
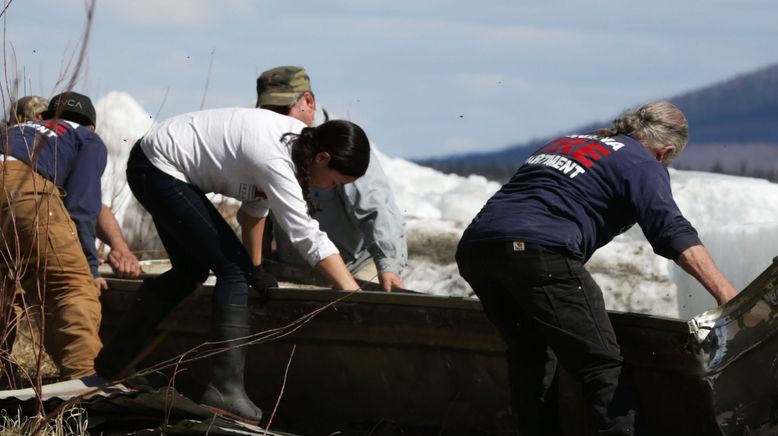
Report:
251,264,278,304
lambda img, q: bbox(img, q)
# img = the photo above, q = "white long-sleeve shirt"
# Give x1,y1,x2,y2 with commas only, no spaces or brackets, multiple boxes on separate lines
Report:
139,107,338,266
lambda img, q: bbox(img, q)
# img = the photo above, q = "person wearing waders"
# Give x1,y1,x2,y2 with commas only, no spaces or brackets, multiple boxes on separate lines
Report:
1,92,107,381
456,101,737,435
5,95,141,279
94,107,371,424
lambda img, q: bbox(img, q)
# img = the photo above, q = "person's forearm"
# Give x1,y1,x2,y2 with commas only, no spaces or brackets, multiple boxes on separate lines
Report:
315,254,360,290
96,204,141,278
96,204,129,250
238,210,265,265
676,244,737,305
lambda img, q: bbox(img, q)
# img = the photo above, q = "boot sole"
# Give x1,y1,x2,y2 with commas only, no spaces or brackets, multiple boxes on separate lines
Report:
202,404,261,426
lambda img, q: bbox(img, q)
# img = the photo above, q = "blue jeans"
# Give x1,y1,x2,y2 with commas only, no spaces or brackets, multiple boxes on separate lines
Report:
126,144,251,306
456,240,642,436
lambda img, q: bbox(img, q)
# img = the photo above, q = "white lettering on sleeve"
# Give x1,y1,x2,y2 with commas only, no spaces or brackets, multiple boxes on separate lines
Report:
525,153,586,179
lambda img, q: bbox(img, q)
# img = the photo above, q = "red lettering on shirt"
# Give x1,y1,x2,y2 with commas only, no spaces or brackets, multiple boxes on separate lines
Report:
570,142,612,168
538,137,612,169
43,121,69,136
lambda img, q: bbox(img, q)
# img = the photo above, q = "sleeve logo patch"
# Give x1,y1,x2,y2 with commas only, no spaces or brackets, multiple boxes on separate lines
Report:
238,183,267,201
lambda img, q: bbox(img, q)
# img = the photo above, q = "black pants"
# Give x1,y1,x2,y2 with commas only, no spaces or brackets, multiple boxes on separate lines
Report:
126,144,252,306
456,240,641,436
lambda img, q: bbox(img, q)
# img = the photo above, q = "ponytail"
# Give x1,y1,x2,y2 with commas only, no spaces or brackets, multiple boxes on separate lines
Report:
596,101,688,162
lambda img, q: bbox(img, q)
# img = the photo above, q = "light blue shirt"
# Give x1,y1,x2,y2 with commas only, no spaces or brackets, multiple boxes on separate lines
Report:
273,149,408,275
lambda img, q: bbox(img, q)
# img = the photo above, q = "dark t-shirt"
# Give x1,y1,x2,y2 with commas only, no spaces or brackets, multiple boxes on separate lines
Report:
2,120,108,276
460,134,700,262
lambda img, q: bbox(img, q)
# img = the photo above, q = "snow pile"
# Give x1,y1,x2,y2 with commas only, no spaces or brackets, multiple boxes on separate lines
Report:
95,92,161,257
667,171,778,317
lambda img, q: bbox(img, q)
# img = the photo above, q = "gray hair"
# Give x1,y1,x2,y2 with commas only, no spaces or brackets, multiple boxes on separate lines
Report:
596,101,688,163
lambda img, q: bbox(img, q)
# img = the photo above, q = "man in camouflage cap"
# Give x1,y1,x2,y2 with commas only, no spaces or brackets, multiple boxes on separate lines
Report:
8,95,49,125
256,66,318,126
256,66,408,292
256,66,310,106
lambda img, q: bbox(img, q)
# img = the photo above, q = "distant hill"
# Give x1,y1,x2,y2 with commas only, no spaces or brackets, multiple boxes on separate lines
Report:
417,63,778,182
673,63,778,143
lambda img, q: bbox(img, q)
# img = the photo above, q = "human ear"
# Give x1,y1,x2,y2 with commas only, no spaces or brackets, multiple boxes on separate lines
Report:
655,146,674,164
303,92,316,112
314,151,331,164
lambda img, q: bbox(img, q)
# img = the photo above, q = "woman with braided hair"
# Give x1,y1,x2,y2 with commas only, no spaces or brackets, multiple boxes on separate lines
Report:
95,107,370,424
456,101,736,435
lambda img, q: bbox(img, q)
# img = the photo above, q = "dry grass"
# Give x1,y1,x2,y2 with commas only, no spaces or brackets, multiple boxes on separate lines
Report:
0,407,88,436
8,312,60,386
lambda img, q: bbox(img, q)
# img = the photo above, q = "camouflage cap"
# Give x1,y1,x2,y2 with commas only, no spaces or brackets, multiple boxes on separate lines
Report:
256,66,311,108
9,96,49,125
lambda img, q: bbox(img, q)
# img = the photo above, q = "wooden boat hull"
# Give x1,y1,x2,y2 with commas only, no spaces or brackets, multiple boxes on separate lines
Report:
101,257,778,435
101,281,513,435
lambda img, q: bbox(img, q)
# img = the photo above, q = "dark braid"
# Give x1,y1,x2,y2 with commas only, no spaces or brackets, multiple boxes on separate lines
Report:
285,127,320,216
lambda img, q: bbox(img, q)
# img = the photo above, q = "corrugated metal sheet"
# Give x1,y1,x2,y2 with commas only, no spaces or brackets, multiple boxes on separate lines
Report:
0,376,295,435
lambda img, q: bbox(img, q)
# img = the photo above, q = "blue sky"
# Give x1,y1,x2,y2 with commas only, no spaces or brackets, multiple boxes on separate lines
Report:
4,0,778,159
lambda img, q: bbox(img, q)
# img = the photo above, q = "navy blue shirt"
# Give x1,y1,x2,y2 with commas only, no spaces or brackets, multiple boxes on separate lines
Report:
460,134,701,262
2,120,107,277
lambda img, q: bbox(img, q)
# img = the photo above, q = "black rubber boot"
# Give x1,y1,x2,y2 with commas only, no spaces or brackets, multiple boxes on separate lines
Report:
94,278,184,382
200,304,263,425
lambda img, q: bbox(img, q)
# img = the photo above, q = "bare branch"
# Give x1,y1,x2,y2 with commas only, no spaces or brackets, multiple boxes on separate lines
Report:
264,345,296,435
199,48,215,110
0,0,15,20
